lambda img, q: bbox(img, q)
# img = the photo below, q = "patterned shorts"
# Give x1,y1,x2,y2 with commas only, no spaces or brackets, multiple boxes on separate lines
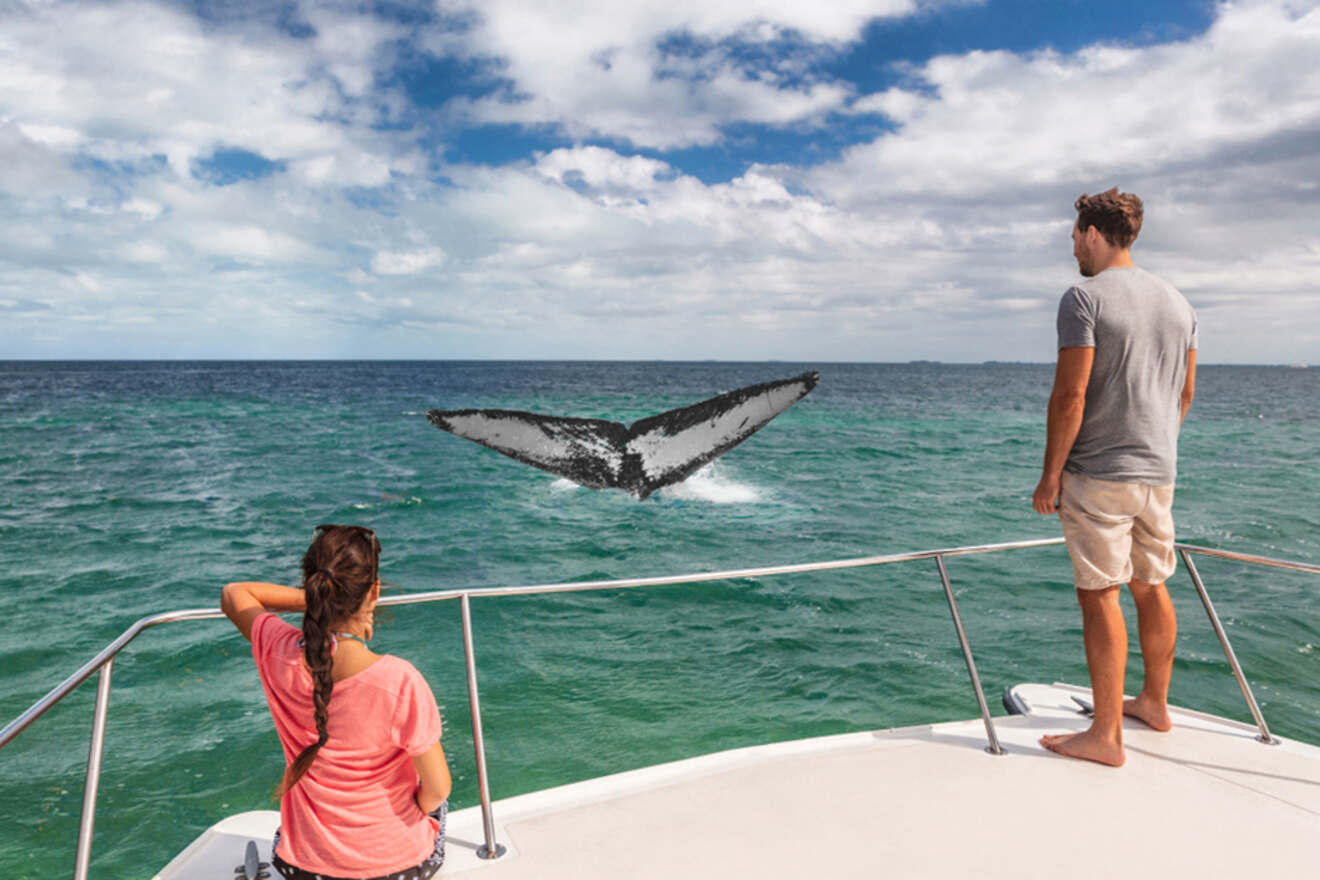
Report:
271,801,447,880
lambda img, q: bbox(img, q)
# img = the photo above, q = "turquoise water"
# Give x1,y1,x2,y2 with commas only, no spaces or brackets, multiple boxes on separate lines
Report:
1,361,1317,878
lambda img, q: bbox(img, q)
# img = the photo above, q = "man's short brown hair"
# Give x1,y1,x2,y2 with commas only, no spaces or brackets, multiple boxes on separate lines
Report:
1075,187,1143,249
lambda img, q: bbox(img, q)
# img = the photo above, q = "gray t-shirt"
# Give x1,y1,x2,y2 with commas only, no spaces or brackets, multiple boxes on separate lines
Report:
1056,265,1197,486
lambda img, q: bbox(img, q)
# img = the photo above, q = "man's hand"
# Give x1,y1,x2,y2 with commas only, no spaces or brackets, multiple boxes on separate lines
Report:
1033,474,1061,515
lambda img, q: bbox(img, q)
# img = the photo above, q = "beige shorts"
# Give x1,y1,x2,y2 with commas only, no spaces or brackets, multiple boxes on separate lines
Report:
1057,471,1177,591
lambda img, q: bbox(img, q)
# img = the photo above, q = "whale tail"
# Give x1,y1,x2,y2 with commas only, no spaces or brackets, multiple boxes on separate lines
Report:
426,371,819,499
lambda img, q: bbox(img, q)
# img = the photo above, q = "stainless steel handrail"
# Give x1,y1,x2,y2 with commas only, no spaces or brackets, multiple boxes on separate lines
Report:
372,536,1070,606
0,608,224,752
1172,542,1320,744
1180,551,1278,744
73,661,114,880
935,554,1003,755
459,593,505,860
3,536,1067,755
1173,542,1320,575
2,537,1315,878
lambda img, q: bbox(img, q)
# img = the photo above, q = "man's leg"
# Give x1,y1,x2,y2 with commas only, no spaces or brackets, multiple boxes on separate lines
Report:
1123,578,1176,731
1040,584,1127,766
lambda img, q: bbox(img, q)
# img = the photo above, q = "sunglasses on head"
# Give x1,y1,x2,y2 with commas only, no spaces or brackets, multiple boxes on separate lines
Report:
314,524,375,541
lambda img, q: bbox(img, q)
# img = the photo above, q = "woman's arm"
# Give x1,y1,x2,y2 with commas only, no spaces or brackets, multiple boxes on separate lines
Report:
411,741,452,813
221,582,306,642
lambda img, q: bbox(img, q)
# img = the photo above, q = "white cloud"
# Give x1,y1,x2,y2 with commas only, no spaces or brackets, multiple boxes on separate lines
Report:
15,122,84,149
431,0,947,148
0,0,1317,362
535,147,672,193
72,271,102,292
820,0,1320,199
371,247,447,275
0,0,409,180
201,224,319,262
119,240,170,263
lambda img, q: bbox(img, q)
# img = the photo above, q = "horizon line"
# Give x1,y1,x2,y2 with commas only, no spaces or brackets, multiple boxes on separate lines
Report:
0,358,1310,368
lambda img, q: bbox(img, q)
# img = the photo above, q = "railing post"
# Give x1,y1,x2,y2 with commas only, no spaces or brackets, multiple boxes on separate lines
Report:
934,555,1004,755
1180,549,1279,745
460,593,507,859
73,659,114,880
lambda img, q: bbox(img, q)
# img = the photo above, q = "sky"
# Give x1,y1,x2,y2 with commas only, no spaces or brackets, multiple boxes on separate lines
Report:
1,0,1317,363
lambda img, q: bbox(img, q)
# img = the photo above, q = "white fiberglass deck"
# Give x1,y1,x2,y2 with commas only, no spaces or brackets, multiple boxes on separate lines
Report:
157,682,1320,880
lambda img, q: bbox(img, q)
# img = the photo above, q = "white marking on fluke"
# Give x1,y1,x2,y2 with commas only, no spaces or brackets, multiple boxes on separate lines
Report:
426,372,819,500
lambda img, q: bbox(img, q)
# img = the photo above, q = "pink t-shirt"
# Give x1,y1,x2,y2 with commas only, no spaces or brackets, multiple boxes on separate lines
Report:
251,613,443,876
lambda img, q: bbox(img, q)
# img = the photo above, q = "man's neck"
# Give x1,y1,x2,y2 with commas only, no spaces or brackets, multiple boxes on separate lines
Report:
1094,246,1134,274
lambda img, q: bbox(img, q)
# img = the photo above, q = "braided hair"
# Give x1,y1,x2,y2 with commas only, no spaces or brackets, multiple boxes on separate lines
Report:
277,524,380,797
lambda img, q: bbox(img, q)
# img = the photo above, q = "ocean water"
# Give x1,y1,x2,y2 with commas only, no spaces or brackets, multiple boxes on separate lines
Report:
1,360,1317,878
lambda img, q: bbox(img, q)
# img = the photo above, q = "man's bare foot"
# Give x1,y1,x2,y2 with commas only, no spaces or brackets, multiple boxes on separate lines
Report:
1123,695,1173,731
1039,729,1125,766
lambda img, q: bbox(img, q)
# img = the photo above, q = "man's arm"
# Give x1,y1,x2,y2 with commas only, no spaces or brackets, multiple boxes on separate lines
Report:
1032,346,1094,515
1180,348,1196,424
221,582,305,642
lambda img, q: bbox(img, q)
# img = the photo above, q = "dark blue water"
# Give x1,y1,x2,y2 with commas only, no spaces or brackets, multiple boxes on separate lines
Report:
1,361,1316,879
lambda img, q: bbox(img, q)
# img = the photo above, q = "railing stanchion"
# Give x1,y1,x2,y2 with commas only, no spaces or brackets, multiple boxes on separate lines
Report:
73,659,114,880
461,593,507,859
1180,549,1279,745
934,555,1004,755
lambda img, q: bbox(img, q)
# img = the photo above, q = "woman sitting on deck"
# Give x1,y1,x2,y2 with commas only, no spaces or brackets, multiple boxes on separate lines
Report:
222,524,451,880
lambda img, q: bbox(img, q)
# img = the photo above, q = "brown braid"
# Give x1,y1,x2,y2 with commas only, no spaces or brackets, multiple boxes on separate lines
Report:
275,526,380,798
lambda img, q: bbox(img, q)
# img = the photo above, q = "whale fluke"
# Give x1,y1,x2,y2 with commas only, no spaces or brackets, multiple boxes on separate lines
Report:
427,372,819,499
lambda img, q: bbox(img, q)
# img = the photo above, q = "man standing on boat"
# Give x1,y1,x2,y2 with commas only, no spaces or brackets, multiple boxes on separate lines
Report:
1032,188,1197,767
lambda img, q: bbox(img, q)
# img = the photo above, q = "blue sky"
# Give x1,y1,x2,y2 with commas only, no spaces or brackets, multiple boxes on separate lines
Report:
1,0,1317,362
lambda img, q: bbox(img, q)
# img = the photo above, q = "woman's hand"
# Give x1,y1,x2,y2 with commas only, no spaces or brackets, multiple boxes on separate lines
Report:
221,582,306,642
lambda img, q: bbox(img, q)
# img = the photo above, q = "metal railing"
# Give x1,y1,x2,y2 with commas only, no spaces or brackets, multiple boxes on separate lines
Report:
1174,544,1320,744
2,537,1317,878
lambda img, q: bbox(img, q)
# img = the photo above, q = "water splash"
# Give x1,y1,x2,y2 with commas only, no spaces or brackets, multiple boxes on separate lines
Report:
549,464,760,503
661,464,760,504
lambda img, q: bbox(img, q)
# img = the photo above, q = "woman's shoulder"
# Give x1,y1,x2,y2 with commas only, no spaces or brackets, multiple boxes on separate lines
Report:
368,652,426,682
356,654,435,703
366,654,442,743
252,611,299,643
251,613,301,666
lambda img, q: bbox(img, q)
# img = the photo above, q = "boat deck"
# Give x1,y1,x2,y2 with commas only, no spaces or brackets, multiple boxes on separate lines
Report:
157,682,1320,879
